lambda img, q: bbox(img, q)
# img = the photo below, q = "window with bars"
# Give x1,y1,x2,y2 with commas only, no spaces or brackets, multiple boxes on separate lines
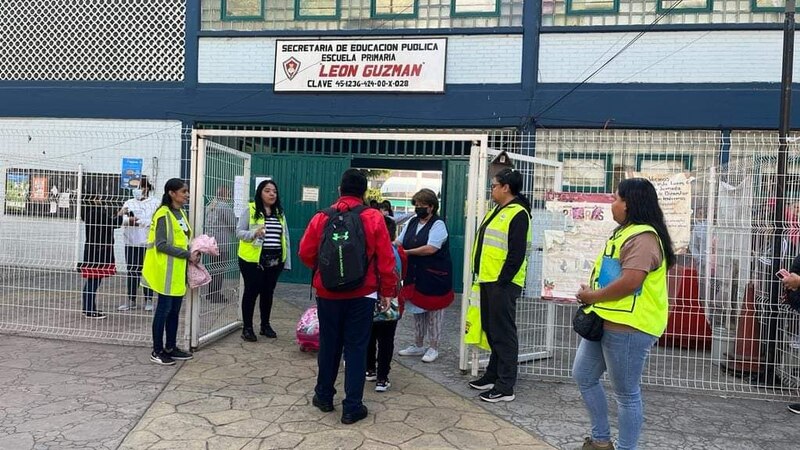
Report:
451,0,500,16
222,0,265,20
542,0,785,27
566,0,619,14
203,0,523,30
296,0,340,20
372,0,418,18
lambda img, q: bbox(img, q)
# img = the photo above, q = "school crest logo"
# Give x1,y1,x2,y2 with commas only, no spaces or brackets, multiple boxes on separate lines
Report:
283,57,301,80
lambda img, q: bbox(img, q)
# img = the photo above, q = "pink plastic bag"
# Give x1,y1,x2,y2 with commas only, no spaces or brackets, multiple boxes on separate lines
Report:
296,306,319,352
188,261,211,289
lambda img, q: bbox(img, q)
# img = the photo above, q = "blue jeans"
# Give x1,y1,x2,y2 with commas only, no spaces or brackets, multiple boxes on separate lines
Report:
152,293,183,354
82,278,102,313
315,296,375,415
572,328,657,450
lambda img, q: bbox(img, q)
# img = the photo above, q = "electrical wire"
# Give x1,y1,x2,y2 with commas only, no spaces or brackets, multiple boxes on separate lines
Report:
532,0,687,123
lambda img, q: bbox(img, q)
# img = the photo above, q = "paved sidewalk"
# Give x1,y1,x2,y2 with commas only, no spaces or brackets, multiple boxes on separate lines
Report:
118,298,552,450
0,336,178,449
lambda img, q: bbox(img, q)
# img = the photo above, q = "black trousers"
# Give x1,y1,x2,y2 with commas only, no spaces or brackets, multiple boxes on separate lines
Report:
367,320,398,380
125,246,152,303
480,281,521,394
238,258,283,330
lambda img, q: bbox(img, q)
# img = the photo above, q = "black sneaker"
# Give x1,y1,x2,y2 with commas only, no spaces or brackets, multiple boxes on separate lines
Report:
788,403,800,414
166,348,193,361
479,388,515,403
375,379,391,392
260,324,277,338
150,351,175,366
341,404,368,424
241,328,257,342
312,394,334,412
365,370,377,382
84,311,107,319
468,376,495,391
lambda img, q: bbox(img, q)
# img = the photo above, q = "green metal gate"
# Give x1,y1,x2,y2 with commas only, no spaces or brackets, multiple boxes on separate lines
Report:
249,154,352,284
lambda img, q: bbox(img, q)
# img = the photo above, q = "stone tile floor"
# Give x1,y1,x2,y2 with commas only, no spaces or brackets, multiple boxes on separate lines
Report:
117,297,552,450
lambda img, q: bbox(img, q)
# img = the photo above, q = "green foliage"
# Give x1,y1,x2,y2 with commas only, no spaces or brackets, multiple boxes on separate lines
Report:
365,188,384,203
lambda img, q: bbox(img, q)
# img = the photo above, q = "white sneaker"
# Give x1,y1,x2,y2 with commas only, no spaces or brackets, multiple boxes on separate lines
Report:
398,345,427,356
144,300,154,312
117,304,130,311
421,348,438,363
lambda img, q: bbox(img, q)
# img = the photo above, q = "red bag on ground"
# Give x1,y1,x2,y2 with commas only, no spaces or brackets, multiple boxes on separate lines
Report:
296,306,319,352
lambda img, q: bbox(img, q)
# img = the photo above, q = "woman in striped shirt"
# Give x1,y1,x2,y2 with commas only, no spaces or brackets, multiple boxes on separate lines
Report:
236,179,291,342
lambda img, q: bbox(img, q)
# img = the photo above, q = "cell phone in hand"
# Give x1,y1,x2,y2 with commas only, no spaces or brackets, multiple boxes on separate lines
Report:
776,269,790,280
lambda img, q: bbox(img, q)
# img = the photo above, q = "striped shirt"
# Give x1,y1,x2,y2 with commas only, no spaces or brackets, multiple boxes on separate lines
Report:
262,215,283,250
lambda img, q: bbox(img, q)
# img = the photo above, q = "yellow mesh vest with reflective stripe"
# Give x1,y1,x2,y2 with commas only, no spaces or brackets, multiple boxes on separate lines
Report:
586,224,669,337
142,206,191,297
472,203,530,287
237,202,289,264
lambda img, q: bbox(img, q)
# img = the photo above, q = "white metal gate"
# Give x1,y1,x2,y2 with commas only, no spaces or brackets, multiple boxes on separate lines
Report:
188,136,251,347
459,144,565,375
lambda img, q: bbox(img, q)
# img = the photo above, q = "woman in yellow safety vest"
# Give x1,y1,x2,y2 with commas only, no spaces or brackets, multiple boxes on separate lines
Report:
573,178,676,450
236,179,291,342
142,178,199,366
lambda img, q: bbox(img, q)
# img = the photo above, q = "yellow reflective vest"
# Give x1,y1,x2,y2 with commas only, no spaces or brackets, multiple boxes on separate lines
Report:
585,224,669,337
142,206,192,297
237,202,289,264
472,202,530,287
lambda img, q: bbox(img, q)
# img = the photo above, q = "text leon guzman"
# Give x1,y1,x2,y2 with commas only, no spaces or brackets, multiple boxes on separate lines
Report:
281,41,440,87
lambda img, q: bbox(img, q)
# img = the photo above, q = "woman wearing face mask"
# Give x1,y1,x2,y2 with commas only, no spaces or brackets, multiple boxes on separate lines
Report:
395,188,454,363
236,179,291,342
116,177,159,312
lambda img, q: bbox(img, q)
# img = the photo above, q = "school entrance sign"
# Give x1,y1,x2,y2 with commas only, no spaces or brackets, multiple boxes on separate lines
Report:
274,38,447,93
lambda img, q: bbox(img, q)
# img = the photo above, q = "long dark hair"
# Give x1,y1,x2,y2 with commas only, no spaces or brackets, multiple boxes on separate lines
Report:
253,179,283,220
617,178,676,268
494,168,532,212
161,178,187,208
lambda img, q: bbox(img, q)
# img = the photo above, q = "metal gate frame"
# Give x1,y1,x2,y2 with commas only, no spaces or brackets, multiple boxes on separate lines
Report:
188,129,489,348
459,146,564,374
187,132,252,348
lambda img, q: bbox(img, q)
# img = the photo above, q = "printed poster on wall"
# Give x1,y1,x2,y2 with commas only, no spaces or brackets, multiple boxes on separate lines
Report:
541,192,617,301
30,176,48,202
5,173,30,210
633,171,692,252
120,158,143,189
274,38,447,93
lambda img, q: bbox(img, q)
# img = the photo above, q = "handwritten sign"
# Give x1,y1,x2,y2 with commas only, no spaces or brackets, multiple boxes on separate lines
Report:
302,186,319,202
634,172,692,252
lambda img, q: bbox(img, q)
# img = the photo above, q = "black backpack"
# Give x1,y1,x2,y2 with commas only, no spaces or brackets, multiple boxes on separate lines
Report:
317,204,369,292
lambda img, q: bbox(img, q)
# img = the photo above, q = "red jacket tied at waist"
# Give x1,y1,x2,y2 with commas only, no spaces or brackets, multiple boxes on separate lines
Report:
299,196,398,299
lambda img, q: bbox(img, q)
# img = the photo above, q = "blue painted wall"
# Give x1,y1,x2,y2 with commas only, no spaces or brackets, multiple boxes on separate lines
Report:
0,0,794,131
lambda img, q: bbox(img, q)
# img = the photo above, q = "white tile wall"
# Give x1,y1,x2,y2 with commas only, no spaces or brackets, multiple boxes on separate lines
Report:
198,35,523,84
539,30,797,84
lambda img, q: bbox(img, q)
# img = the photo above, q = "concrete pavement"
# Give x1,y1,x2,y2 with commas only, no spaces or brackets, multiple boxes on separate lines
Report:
117,296,552,450
2,282,799,449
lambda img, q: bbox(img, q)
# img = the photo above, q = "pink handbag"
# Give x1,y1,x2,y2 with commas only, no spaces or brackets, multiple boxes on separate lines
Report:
188,261,211,289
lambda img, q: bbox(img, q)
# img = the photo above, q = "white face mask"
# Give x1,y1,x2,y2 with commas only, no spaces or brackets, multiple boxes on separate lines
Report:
132,188,144,200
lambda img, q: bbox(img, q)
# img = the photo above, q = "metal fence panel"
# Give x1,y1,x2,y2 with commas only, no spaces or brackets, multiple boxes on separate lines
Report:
461,129,800,400
0,120,187,346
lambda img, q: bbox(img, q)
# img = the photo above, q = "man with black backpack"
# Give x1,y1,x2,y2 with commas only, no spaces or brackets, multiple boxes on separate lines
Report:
298,169,398,425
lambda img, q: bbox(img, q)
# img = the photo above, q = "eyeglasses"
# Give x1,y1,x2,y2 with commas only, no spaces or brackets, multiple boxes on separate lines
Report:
490,183,501,190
